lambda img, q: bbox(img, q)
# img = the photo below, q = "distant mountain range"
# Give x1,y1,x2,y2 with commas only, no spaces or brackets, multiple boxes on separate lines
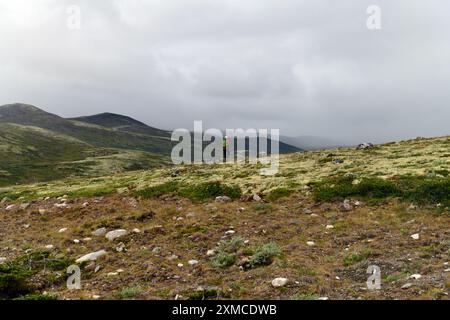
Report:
0,103,303,186
280,135,349,150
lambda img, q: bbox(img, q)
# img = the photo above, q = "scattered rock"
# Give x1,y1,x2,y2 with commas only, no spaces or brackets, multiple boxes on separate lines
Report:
19,203,30,210
215,196,231,203
38,209,47,215
107,272,119,277
92,227,107,237
116,243,126,252
92,295,101,300
356,143,374,150
410,233,420,240
167,254,178,261
225,230,236,235
206,250,216,257
340,199,353,212
76,250,107,263
302,208,313,214
152,247,162,254
271,278,289,287
0,257,6,264
54,203,67,209
73,239,80,244
188,260,199,266
177,263,184,268
253,194,262,202
409,274,422,280
58,228,68,233
132,228,141,234
105,229,128,241
401,283,413,289
5,205,15,211
326,225,334,230
306,241,315,247
82,202,89,207
45,245,54,250
318,297,329,300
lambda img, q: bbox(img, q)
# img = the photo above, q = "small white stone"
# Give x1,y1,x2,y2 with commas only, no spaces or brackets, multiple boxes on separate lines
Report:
83,237,92,242
271,278,288,287
306,241,315,247
318,297,329,300
76,250,107,263
132,228,141,233
410,274,422,280
73,239,80,244
92,295,101,300
5,205,15,211
107,272,118,277
410,233,420,240
0,257,7,264
206,250,216,256
58,228,68,233
326,225,334,229
105,229,128,241
177,263,184,268
116,269,124,273
92,227,107,237
188,259,199,266
402,283,413,289
38,209,46,215
444,268,450,272
225,230,236,235
45,245,54,250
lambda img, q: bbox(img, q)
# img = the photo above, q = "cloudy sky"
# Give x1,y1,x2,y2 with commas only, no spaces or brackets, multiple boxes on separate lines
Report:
0,0,449,143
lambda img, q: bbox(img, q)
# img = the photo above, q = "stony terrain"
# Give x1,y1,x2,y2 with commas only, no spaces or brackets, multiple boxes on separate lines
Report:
0,136,449,300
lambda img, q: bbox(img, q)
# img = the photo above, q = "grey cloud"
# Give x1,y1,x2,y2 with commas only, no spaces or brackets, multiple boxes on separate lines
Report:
0,0,449,144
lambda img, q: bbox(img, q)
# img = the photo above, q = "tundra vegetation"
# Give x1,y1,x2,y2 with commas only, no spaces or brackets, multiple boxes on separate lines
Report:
0,136,449,300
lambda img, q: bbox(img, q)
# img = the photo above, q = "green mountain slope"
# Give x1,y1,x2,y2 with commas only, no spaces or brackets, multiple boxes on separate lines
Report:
0,104,174,155
0,122,170,186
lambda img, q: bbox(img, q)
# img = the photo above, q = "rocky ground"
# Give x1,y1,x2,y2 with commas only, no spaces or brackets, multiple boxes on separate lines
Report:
0,191,448,300
0,136,448,300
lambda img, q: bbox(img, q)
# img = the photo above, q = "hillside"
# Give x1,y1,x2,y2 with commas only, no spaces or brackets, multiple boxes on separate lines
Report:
0,136,448,300
0,103,300,186
0,104,174,155
0,104,175,186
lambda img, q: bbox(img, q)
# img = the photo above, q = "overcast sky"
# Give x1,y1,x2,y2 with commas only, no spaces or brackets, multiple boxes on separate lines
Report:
0,0,449,143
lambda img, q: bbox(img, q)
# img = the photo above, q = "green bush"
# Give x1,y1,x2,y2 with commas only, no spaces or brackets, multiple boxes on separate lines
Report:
135,181,242,201
312,175,450,207
179,181,242,201
0,250,74,299
343,250,372,267
247,243,282,269
219,237,244,253
210,237,244,269
0,264,35,298
210,253,236,269
135,181,180,198
266,188,293,202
